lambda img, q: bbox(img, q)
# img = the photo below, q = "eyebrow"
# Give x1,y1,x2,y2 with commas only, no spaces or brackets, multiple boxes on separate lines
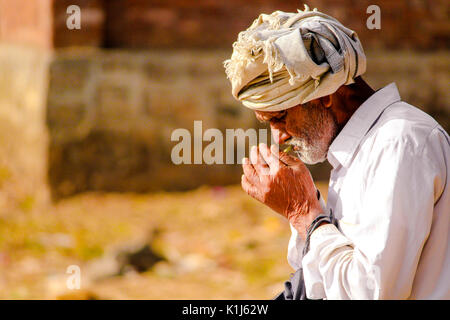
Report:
256,111,286,123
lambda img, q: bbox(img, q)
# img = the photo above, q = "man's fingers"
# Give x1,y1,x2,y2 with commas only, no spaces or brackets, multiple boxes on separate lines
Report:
241,174,261,201
250,145,270,177
259,143,284,174
242,157,259,185
270,144,300,166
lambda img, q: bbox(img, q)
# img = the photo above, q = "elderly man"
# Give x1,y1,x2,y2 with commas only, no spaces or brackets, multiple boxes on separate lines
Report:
224,6,449,299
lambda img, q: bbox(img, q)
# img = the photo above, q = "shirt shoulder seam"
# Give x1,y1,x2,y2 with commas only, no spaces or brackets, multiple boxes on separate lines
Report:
419,124,441,155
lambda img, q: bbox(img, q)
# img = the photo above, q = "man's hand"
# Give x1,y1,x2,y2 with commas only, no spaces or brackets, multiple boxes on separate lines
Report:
241,143,323,240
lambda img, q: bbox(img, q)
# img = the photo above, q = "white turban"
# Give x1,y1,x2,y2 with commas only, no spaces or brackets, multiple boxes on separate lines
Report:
224,5,366,112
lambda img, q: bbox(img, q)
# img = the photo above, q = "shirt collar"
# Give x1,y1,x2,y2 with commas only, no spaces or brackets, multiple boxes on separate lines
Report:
327,82,401,168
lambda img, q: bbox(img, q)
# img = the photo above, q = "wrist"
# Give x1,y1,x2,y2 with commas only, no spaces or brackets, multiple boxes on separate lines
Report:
304,201,324,228
290,204,324,241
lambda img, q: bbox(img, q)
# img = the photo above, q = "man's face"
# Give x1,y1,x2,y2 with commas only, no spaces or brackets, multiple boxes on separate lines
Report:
255,100,338,165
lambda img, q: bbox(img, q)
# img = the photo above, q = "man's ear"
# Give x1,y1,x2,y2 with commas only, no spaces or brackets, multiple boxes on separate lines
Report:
320,95,333,108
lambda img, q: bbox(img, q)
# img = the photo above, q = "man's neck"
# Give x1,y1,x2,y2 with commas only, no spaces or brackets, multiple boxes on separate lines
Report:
333,77,375,132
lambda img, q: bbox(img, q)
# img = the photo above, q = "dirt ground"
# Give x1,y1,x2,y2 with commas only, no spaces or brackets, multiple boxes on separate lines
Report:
0,182,328,299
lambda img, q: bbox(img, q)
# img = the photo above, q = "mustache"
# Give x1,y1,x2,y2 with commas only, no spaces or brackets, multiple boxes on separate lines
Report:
282,137,303,156
284,137,303,147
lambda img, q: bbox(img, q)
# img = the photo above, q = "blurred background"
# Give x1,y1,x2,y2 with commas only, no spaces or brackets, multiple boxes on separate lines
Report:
0,0,448,299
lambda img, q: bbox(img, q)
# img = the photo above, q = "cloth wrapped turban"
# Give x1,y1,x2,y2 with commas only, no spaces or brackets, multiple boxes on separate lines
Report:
224,5,367,112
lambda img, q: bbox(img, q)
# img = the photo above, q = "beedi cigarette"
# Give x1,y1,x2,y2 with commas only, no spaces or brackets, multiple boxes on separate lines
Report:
283,145,292,153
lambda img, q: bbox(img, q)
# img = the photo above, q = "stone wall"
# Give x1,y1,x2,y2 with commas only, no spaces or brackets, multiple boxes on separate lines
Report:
47,49,266,198
365,50,449,131
0,45,50,207
46,49,449,198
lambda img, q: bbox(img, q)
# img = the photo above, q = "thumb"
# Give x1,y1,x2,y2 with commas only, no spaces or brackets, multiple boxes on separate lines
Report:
270,144,300,166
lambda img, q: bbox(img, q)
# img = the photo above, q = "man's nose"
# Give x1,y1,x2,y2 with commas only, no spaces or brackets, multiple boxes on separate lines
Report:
270,121,291,144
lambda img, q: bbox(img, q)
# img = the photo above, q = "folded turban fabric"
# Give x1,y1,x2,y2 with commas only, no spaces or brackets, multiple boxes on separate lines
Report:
224,5,366,112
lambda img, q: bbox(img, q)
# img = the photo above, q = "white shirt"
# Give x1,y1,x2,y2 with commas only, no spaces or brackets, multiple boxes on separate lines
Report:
287,83,450,299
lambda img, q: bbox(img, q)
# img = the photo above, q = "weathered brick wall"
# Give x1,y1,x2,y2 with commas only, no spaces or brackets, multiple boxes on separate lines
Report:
306,0,449,50
1,1,448,50
64,0,450,50
53,0,105,47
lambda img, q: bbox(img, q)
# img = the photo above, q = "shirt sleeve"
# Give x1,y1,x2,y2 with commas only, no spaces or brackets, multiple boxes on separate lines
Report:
302,128,447,299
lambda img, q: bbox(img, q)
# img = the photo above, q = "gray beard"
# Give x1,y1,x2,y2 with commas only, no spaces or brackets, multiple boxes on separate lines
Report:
285,120,337,165
287,137,328,165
